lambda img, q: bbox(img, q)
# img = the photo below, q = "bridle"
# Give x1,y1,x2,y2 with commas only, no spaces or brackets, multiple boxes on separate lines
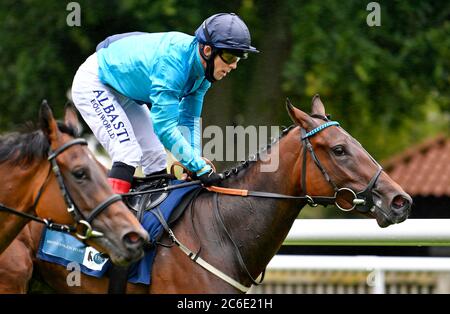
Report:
207,119,383,213
299,117,383,212
0,138,122,240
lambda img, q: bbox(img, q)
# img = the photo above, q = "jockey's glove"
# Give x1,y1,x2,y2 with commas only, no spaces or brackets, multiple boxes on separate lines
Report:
196,168,223,186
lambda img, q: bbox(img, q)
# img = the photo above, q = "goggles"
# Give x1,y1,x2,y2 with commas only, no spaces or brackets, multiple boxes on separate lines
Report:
218,49,248,64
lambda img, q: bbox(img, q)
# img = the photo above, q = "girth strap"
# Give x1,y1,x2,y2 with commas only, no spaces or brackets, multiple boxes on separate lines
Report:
213,193,265,287
150,207,251,293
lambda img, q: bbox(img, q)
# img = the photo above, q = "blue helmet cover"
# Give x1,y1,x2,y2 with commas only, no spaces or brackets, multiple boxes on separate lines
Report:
195,13,259,53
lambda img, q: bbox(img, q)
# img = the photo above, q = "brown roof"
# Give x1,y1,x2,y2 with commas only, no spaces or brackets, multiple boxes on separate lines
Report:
382,134,450,197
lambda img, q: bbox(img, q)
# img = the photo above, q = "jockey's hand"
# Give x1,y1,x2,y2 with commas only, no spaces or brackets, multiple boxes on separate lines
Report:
196,169,223,186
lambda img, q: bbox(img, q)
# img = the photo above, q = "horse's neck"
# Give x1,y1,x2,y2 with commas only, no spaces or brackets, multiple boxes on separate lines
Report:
216,129,307,283
0,159,49,253
222,128,302,194
0,160,50,211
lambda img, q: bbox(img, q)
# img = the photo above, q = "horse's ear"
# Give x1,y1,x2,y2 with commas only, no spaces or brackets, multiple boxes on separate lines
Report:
64,101,82,136
39,100,60,144
311,94,326,116
286,98,314,130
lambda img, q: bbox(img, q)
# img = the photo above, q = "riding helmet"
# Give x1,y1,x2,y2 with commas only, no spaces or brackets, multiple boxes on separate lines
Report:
195,13,259,82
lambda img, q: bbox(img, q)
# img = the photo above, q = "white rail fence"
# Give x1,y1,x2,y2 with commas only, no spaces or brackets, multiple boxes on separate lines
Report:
249,219,450,294
283,219,450,246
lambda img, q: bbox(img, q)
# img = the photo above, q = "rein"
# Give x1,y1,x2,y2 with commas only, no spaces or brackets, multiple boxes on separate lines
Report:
0,203,76,233
208,121,381,212
0,138,122,240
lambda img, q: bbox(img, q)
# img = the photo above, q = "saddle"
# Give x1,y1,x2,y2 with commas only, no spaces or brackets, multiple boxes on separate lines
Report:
125,174,175,221
123,173,202,247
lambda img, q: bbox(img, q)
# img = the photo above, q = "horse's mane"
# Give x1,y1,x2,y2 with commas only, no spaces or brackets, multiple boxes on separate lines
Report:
218,114,330,180
0,121,78,166
219,125,296,180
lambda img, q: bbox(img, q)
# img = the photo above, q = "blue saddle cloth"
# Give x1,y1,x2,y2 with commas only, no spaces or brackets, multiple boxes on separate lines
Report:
37,180,201,285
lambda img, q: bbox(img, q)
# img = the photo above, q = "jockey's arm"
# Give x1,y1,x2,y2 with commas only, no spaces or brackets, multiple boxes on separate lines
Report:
178,80,209,157
149,62,210,175
150,96,210,175
151,100,211,175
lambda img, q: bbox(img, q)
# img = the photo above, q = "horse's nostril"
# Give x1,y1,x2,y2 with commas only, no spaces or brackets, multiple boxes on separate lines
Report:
392,195,408,209
123,232,143,246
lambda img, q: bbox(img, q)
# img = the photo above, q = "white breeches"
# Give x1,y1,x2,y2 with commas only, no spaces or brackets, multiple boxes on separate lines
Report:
71,53,167,175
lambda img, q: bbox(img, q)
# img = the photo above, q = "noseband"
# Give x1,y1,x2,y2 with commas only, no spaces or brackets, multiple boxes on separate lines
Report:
300,119,382,212
0,138,122,240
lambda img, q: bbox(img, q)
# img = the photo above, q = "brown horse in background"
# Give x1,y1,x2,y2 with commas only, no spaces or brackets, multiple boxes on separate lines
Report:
3,96,411,293
0,102,149,292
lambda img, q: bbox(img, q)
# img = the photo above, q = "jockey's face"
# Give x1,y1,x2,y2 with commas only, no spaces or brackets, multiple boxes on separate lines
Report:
213,50,238,80
201,45,238,81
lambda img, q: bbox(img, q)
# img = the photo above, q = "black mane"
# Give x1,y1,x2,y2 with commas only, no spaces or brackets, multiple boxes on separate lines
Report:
220,125,296,180
0,121,78,166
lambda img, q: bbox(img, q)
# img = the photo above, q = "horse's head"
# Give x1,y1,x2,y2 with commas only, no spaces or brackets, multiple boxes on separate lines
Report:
286,95,412,227
38,101,149,265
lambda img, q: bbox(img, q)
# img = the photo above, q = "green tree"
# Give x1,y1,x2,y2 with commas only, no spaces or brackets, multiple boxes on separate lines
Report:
283,0,449,159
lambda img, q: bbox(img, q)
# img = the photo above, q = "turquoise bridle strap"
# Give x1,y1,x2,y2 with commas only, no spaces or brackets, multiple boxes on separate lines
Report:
300,120,341,196
302,121,340,139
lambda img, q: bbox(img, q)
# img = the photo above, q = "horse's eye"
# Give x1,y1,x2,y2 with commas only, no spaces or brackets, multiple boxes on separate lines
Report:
72,169,87,180
332,146,346,156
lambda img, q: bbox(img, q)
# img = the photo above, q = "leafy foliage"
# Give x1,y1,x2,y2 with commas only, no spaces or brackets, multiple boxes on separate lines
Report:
283,0,449,158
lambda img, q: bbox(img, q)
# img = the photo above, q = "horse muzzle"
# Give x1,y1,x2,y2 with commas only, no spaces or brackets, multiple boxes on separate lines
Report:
370,191,412,227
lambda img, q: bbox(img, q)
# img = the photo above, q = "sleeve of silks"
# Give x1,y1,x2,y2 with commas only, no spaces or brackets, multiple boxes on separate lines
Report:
149,58,209,173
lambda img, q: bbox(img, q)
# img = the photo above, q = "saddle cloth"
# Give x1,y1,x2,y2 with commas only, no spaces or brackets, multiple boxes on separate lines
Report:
37,180,201,285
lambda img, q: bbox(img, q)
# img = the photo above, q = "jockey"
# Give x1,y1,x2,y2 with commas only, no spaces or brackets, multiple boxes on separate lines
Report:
71,13,259,194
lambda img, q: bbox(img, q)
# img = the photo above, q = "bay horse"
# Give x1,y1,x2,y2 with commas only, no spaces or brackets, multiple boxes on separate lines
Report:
4,96,411,293
0,101,148,262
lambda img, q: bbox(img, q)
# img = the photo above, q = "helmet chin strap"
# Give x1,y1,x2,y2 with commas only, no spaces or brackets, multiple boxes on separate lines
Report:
199,45,217,83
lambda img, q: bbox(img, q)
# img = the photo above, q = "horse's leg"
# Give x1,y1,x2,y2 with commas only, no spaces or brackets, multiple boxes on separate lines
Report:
0,226,34,293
